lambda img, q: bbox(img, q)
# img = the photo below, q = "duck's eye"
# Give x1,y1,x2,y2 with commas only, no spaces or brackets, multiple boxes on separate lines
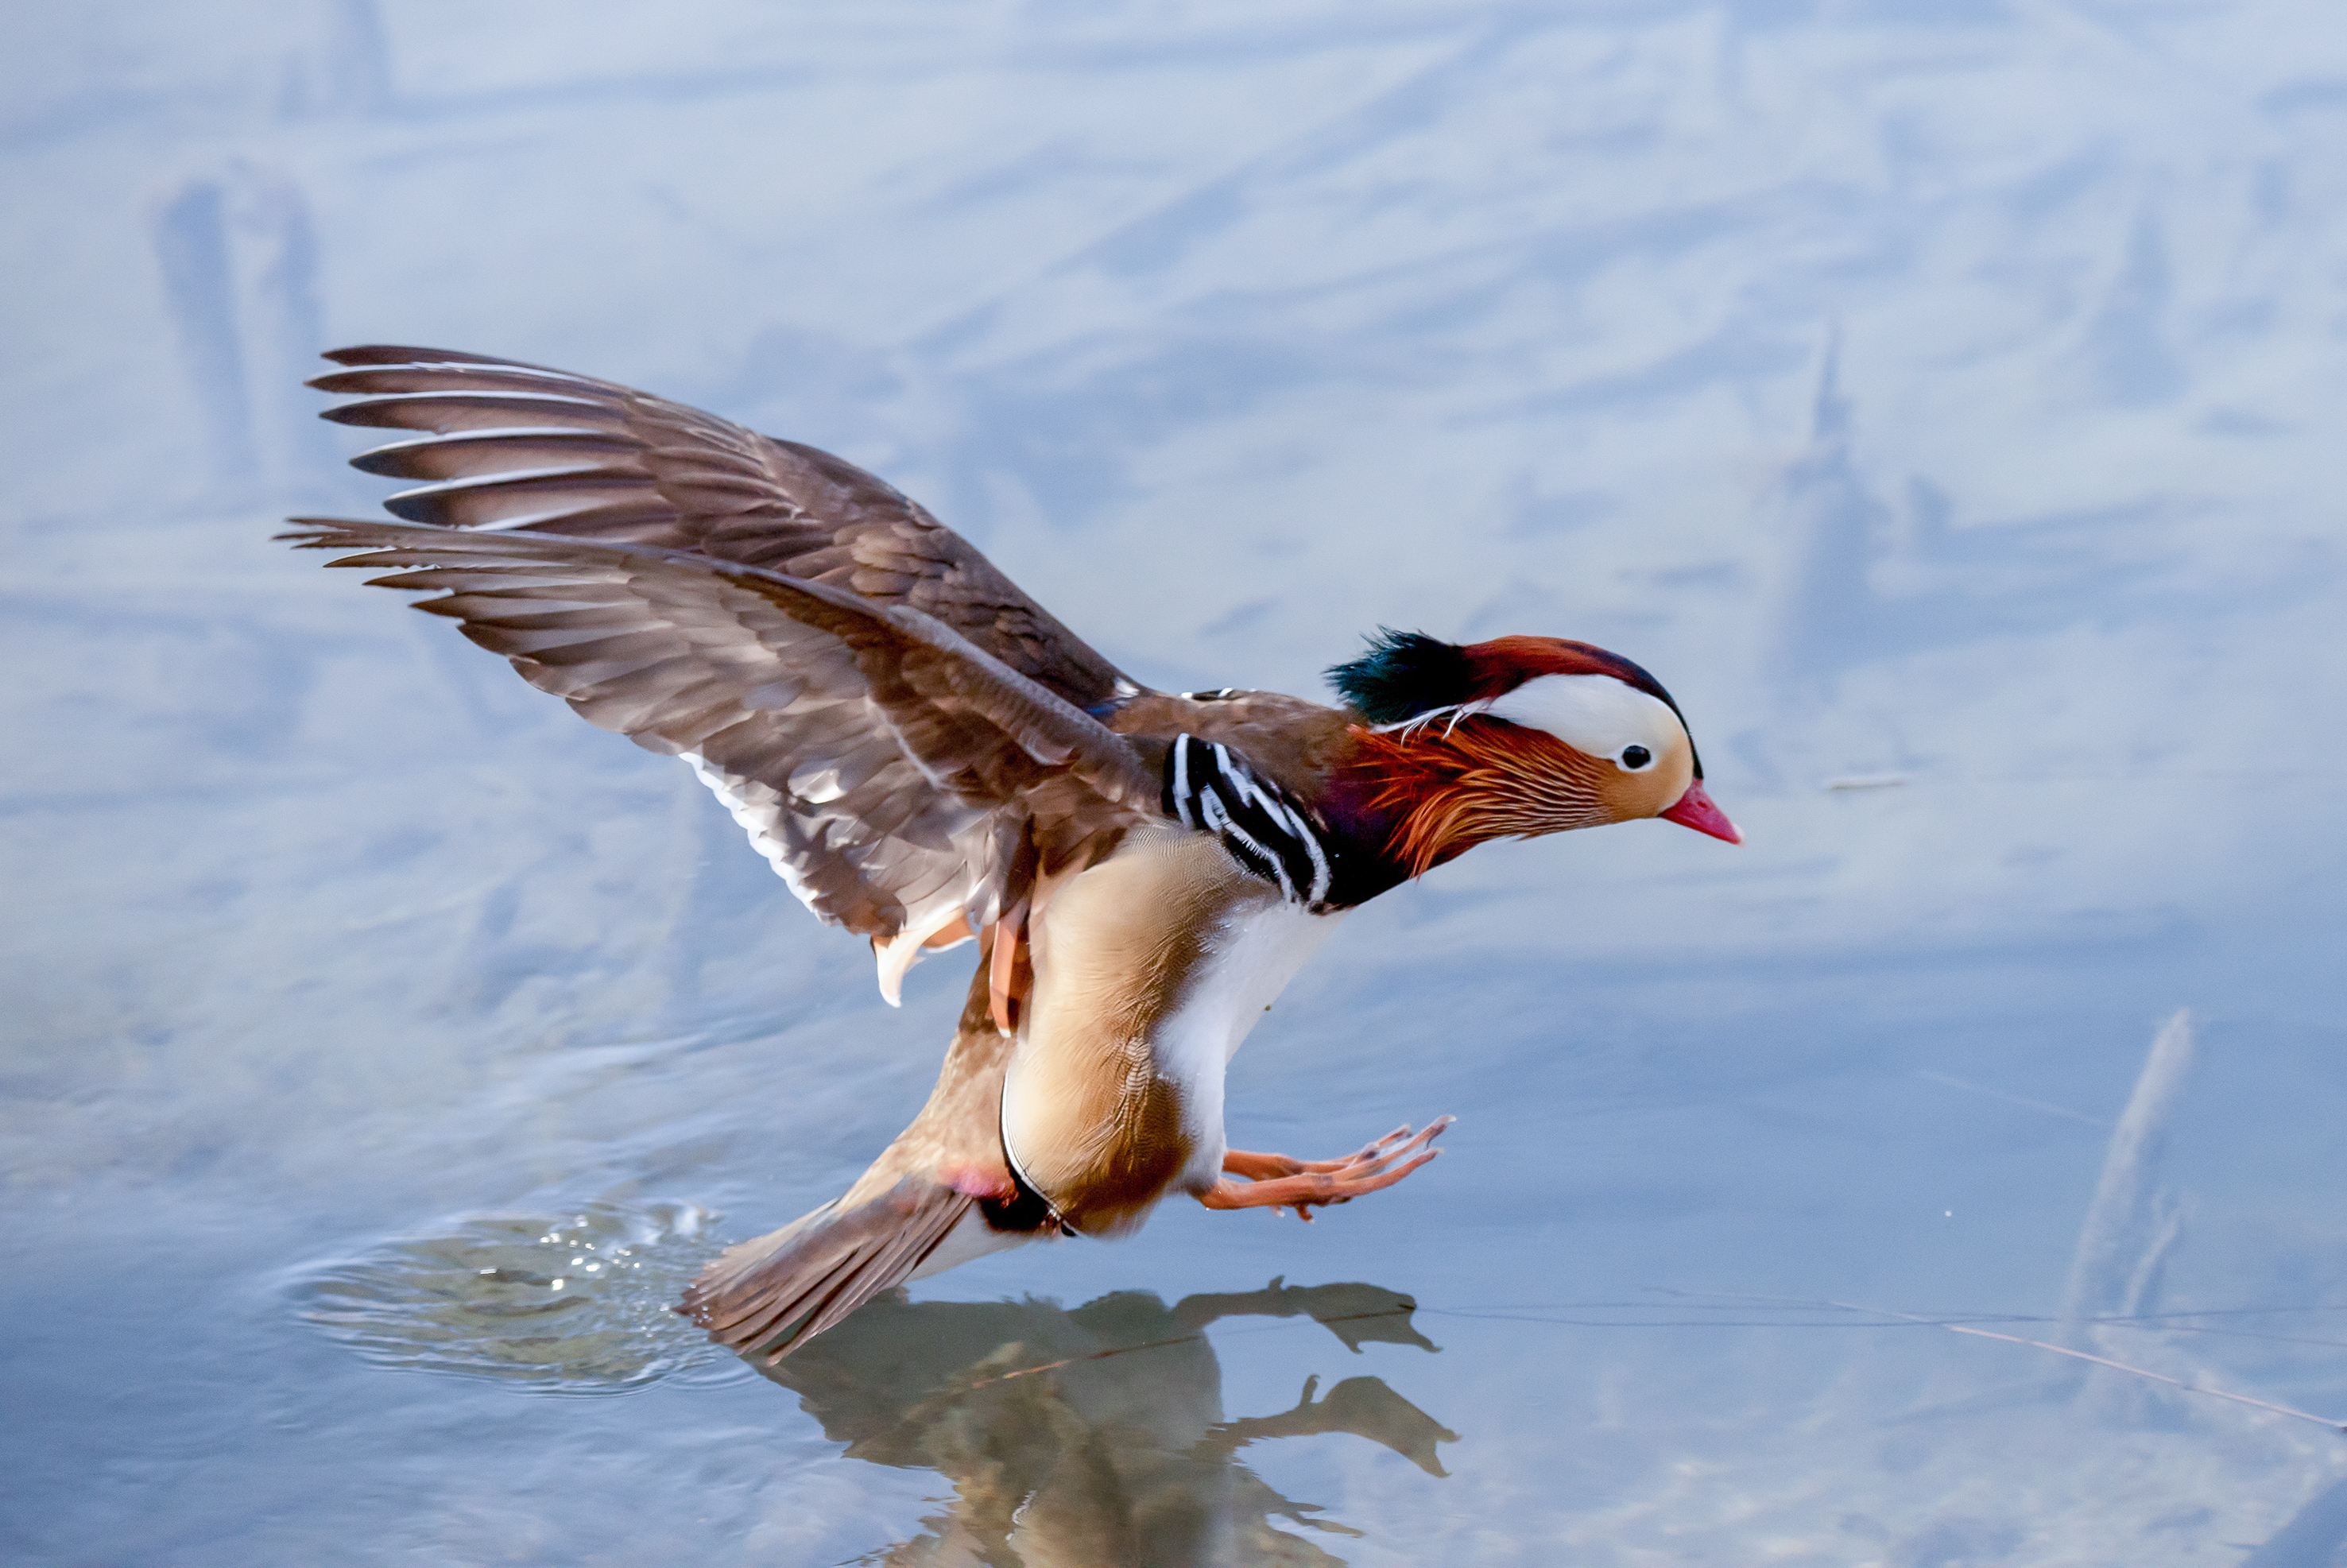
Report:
1620,745,1652,771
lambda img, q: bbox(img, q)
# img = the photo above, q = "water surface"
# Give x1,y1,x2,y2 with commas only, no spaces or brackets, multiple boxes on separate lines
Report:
6,4,2346,1562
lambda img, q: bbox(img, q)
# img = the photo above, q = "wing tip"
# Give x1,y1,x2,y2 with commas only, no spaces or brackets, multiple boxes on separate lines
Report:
277,517,361,548
319,344,509,370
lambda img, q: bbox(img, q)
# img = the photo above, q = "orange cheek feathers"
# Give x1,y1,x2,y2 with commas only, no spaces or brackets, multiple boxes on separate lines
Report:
1354,722,1610,876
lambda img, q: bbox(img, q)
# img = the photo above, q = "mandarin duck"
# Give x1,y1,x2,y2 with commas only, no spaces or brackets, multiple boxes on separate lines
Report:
286,347,1740,1363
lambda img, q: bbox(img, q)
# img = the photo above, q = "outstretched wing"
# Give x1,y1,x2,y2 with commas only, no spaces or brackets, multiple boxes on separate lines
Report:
311,346,1137,711
282,519,1163,1001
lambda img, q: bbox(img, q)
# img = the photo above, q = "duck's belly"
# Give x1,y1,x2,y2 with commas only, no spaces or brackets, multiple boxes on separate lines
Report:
1001,827,1342,1235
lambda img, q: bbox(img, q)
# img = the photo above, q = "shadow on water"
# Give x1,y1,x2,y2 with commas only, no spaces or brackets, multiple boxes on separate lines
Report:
292,1210,1451,1562
756,1280,1455,1567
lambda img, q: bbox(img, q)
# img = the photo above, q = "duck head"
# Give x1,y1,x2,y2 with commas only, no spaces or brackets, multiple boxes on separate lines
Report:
1330,629,1738,876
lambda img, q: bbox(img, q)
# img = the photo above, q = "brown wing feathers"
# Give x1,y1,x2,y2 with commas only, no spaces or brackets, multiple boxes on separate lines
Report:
309,347,1132,710
281,518,1156,974
294,346,1172,1001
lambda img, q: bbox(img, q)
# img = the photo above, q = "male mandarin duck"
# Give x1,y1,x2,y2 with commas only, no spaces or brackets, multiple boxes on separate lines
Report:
286,347,1740,1363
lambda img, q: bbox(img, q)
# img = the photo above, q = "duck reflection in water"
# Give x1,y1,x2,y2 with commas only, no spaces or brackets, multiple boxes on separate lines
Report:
753,1277,1456,1566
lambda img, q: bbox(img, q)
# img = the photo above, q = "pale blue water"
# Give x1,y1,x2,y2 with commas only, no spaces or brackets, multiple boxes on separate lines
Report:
5,5,2346,1563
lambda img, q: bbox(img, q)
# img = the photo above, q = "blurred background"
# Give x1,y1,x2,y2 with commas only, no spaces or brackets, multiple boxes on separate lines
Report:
4,3,2345,1563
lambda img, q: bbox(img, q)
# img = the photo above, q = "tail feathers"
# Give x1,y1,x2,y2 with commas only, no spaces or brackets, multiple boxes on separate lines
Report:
681,1177,975,1362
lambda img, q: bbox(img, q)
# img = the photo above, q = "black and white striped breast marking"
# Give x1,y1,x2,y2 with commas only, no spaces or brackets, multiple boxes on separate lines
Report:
1163,734,1333,909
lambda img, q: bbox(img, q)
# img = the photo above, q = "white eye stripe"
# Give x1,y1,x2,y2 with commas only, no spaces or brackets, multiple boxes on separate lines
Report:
1481,674,1682,761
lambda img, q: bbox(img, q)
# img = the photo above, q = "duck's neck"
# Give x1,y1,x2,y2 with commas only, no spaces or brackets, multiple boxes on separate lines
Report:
1320,725,1511,893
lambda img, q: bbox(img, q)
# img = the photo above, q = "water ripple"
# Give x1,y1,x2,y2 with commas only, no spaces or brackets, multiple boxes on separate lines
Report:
288,1199,737,1394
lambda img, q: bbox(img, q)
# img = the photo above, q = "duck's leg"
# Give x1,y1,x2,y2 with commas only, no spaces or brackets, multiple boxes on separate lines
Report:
1222,1118,1453,1180
1204,1118,1450,1220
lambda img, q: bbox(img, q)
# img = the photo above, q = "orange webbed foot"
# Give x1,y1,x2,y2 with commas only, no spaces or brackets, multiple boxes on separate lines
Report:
1205,1117,1452,1221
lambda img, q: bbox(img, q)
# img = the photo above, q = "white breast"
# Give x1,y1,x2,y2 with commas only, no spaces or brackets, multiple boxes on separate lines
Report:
1152,898,1343,1184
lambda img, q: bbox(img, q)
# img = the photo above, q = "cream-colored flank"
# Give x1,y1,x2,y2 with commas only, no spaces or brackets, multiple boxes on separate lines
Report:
1002,825,1341,1236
